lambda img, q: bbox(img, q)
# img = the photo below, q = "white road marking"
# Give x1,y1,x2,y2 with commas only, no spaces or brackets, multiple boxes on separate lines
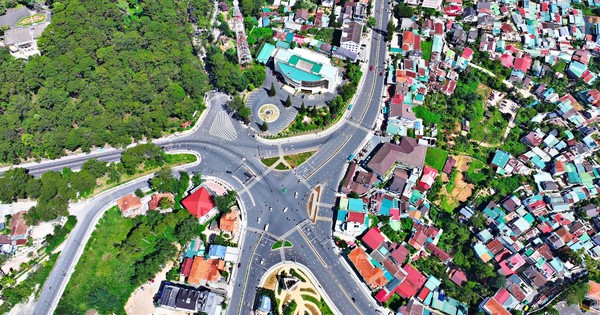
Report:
209,111,238,141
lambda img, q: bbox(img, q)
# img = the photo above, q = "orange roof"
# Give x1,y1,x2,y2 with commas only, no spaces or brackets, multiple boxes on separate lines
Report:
482,297,511,315
117,194,142,213
348,247,388,288
219,209,238,232
148,193,174,211
188,256,224,285
588,281,600,301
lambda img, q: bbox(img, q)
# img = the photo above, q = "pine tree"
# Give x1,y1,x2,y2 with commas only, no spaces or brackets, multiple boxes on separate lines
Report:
285,95,292,108
300,102,306,113
260,121,269,131
268,82,276,97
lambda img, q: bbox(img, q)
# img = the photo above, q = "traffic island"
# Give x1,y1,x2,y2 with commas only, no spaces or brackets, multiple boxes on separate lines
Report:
271,240,293,251
307,185,322,224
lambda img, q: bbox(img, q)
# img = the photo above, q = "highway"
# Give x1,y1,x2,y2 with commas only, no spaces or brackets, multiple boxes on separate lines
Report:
23,0,391,313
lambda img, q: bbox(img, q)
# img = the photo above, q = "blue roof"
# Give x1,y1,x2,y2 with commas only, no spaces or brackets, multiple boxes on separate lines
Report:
278,62,323,82
257,43,275,64
208,244,227,258
348,198,365,212
379,198,394,216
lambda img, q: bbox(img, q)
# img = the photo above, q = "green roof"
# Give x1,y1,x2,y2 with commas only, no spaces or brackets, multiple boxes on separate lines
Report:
288,55,323,73
257,43,275,64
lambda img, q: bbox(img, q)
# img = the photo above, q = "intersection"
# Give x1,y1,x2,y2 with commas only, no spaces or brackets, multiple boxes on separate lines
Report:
14,0,391,313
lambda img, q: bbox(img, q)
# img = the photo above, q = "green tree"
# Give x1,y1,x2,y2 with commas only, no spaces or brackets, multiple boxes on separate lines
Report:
260,121,269,131
81,159,108,178
238,106,251,124
268,82,277,97
214,190,237,213
394,3,414,18
150,167,178,193
285,95,292,108
69,170,97,197
192,172,203,187
134,188,145,198
386,21,395,40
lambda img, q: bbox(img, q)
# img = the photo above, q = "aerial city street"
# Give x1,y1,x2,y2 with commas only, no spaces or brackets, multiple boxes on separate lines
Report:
0,0,599,314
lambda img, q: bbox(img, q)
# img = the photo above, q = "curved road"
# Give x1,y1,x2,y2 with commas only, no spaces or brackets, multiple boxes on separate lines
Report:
23,1,391,313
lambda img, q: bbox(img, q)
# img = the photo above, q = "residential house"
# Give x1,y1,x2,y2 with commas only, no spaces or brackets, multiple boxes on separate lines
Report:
366,137,427,177
117,194,143,218
187,256,226,286
348,247,388,288
219,209,238,234
182,187,219,224
9,212,28,240
148,193,175,211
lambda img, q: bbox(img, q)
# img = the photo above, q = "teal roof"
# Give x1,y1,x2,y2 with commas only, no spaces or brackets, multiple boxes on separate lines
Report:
348,198,365,212
379,198,395,216
257,43,275,64
276,41,290,49
432,35,443,53
491,150,510,168
337,210,348,221
289,55,323,73
278,62,323,82
568,61,587,77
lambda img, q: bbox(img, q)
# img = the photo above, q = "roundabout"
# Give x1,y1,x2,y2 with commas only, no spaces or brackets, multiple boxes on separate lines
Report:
258,104,280,123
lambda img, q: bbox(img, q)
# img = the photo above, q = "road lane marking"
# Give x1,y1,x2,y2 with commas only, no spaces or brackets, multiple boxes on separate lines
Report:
236,233,263,315
298,228,328,268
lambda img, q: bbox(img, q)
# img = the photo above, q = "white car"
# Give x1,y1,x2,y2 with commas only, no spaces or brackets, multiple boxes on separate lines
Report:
257,217,261,224
283,207,288,212
294,192,298,198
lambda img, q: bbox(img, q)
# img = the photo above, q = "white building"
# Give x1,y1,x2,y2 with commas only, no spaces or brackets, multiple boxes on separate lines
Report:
273,47,342,94
340,21,363,54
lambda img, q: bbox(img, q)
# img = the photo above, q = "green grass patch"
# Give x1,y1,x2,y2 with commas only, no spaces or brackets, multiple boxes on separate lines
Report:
301,294,334,315
57,206,199,314
164,153,197,164
272,240,293,250
289,268,307,282
274,162,290,170
421,40,432,60
17,14,46,26
470,107,508,145
445,169,459,193
283,151,316,168
425,147,448,171
261,156,280,167
413,105,440,125
465,158,488,185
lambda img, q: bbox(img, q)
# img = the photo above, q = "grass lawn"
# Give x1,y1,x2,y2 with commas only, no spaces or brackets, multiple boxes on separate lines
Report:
261,156,280,167
301,294,334,315
421,40,432,60
283,151,316,168
445,169,459,193
17,13,46,26
465,158,488,185
271,240,293,250
470,108,508,145
425,147,448,171
274,162,290,170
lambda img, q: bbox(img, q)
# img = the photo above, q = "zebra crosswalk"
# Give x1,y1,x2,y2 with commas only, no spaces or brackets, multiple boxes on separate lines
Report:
209,111,238,141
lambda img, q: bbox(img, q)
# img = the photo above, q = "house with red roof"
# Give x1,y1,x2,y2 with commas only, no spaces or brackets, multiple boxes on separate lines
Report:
180,257,193,277
425,242,450,263
9,212,29,240
117,194,143,218
396,264,427,298
479,297,511,315
181,186,218,224
513,55,532,73
348,247,388,288
362,227,385,251
417,166,438,191
449,268,467,286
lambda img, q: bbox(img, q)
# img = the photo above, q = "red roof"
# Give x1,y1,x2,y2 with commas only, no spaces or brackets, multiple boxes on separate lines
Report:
181,257,193,277
426,242,450,262
514,56,532,72
390,208,400,221
450,269,467,286
391,245,409,265
362,227,385,250
482,297,511,315
375,289,394,303
461,47,473,60
396,264,426,298
348,212,366,224
494,288,511,304
417,286,430,301
182,187,216,218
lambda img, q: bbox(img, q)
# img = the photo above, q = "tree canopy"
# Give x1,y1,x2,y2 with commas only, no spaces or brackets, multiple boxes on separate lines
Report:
0,0,211,163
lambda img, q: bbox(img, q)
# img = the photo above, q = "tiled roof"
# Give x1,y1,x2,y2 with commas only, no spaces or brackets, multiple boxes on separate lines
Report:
348,247,388,288
188,256,224,285
182,187,216,218
117,194,142,213
362,227,385,250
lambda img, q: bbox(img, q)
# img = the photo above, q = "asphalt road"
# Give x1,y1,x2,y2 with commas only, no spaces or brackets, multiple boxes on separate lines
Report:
23,0,391,313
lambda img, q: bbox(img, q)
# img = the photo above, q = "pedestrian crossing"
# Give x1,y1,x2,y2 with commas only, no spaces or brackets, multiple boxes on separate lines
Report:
209,111,238,141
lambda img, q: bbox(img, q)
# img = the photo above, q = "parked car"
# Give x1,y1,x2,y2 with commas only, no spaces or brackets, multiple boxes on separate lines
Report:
369,66,374,71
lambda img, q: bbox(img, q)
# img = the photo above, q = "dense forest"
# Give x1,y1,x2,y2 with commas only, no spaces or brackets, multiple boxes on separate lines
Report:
0,0,211,163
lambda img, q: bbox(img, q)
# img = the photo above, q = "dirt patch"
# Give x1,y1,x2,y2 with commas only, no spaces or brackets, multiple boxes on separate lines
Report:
305,303,319,315
302,116,312,124
437,155,475,207
264,272,278,290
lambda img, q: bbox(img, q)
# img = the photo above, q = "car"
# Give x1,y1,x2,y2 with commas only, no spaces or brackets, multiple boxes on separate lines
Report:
257,217,261,224
264,224,269,231
244,172,252,178
369,66,374,71
348,103,353,110
260,259,265,265
283,207,288,212
269,206,272,211
294,192,298,198
351,297,356,303
238,263,241,268
225,170,232,174
379,72,383,76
